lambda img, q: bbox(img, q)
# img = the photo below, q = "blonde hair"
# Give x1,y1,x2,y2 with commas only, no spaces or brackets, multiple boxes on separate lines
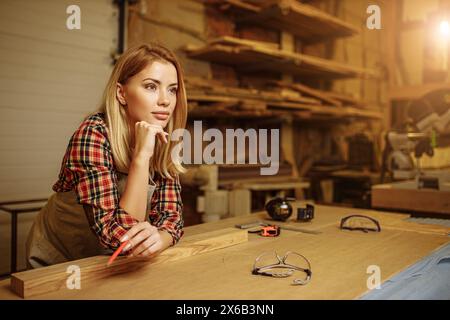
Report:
97,43,187,179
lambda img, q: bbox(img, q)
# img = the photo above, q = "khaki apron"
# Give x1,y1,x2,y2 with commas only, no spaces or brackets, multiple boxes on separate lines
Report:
26,173,156,269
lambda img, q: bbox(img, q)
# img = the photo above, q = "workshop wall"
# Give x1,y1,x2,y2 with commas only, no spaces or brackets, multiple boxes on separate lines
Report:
127,0,388,105
331,0,386,106
128,0,211,79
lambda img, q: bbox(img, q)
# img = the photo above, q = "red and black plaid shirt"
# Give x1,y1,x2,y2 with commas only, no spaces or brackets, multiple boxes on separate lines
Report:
52,113,184,250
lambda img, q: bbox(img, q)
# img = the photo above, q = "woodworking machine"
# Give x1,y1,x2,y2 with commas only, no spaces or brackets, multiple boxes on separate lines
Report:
381,88,450,183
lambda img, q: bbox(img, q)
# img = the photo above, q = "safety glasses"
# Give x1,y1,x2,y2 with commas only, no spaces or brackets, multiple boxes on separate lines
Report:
340,214,381,233
252,251,312,285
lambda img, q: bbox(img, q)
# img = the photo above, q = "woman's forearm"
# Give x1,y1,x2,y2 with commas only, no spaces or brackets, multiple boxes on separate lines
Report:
119,154,150,221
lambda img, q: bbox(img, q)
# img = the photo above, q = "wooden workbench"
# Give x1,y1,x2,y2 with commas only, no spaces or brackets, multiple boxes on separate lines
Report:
0,202,448,299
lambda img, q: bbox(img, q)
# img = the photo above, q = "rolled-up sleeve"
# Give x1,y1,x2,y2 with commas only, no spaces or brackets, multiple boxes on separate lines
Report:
149,175,184,245
64,123,139,250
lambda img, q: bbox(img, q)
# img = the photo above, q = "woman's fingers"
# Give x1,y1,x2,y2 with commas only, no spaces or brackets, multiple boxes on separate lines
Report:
147,124,168,143
137,122,168,144
137,242,161,258
118,219,164,257
157,131,169,144
131,233,160,256
120,222,157,251
120,221,148,242
132,121,169,159
123,229,151,252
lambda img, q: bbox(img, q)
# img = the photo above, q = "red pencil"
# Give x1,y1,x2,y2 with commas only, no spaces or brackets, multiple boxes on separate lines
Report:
107,240,130,266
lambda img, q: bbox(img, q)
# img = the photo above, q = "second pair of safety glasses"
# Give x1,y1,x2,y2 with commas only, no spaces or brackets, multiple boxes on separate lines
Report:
252,251,312,285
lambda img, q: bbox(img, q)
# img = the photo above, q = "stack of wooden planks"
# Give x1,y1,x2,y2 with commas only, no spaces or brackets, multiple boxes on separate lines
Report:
186,76,380,120
267,80,366,108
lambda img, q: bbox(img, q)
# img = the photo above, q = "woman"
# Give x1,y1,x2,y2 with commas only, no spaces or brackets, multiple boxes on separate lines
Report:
26,43,187,268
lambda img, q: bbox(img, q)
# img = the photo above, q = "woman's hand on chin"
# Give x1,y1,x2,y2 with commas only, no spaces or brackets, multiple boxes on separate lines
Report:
132,121,168,160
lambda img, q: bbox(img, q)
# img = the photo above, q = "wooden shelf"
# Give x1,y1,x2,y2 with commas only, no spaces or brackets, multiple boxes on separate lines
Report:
227,0,359,42
184,36,379,79
188,95,382,120
268,101,382,119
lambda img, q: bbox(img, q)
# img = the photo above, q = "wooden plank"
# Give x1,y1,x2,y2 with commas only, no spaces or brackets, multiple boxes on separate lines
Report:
372,182,450,215
184,38,380,79
184,76,224,88
270,80,343,106
187,93,240,104
238,99,267,111
341,106,382,119
266,100,382,119
186,77,279,101
188,107,275,118
209,35,279,50
326,91,365,107
10,228,248,298
278,88,322,105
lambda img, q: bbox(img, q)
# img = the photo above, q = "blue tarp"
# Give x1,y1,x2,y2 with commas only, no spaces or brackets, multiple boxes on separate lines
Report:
361,241,450,300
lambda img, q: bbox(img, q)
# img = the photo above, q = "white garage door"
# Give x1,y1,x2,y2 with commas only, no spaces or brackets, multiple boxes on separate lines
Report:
0,0,118,201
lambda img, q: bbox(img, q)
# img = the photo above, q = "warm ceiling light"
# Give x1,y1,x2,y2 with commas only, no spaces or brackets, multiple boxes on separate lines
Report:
439,20,450,37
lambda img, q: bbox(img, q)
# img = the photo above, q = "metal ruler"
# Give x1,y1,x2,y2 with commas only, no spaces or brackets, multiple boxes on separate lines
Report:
235,220,322,235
